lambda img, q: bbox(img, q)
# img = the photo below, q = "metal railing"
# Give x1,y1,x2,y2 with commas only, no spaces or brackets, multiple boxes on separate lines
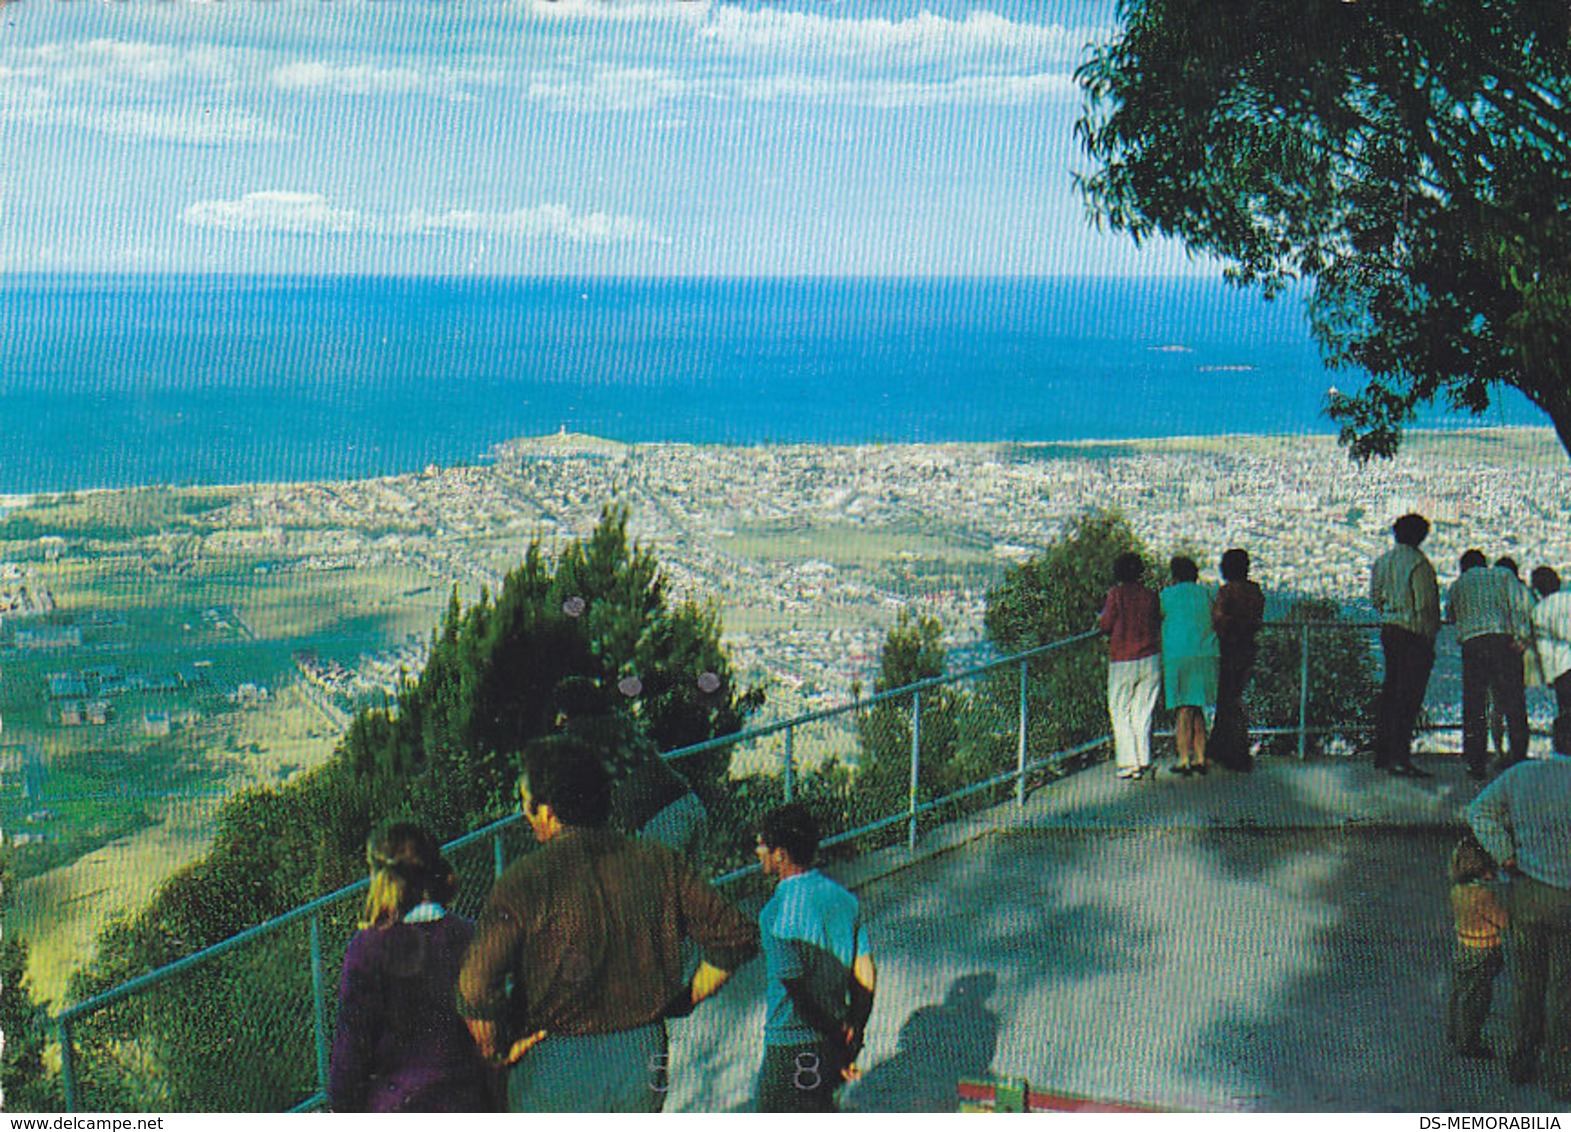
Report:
49,614,1497,1111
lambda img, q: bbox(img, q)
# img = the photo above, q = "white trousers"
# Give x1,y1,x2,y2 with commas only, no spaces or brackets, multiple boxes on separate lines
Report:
1107,655,1161,772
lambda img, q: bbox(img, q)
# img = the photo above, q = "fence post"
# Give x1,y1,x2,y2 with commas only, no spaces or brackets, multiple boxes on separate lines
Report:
908,691,921,850
310,914,329,1101
493,832,506,880
783,725,796,803
1298,624,1311,760
59,1018,78,1112
1015,658,1029,807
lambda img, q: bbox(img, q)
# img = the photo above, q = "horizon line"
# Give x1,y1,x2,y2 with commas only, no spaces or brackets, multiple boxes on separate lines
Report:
0,269,1243,285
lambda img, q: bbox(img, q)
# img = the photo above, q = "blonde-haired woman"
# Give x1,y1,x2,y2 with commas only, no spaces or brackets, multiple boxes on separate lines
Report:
329,823,495,1111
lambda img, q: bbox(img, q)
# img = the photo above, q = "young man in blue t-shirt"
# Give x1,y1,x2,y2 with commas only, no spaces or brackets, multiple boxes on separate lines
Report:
753,803,878,1112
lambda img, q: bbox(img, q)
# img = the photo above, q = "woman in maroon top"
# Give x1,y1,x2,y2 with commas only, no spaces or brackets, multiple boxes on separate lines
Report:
1098,552,1162,780
329,824,497,1112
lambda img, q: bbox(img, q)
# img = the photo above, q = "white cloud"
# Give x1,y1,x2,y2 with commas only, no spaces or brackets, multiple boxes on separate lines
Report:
269,60,497,99
510,0,1100,63
698,9,1090,63
504,7,1093,111
523,66,1074,110
0,38,287,142
96,105,289,143
734,71,1077,108
181,192,663,243
22,39,247,86
526,66,689,110
410,205,661,242
182,191,368,234
0,88,287,143
516,0,710,24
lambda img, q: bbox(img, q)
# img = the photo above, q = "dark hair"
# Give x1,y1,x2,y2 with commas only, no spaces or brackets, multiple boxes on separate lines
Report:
1219,548,1250,582
1449,835,1496,885
1459,549,1487,572
1112,552,1144,585
1557,715,1571,757
362,823,457,929
1496,556,1520,578
1532,566,1561,597
1392,513,1430,546
759,802,820,868
1169,555,1199,583
520,734,612,827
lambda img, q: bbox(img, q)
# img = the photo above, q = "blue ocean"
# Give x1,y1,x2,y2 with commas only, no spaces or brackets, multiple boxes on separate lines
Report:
0,275,1541,493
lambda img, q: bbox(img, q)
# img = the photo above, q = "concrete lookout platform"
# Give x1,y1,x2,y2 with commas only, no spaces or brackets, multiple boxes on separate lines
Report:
668,753,1566,1113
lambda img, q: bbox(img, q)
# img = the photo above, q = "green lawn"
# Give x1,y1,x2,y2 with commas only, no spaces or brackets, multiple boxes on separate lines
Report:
726,519,992,568
1,522,458,885
0,485,243,544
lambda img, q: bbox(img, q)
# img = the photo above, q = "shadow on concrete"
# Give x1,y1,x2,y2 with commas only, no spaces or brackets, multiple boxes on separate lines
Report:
847,972,1001,1112
668,756,1564,1111
1181,827,1553,1111
846,755,1566,1111
1033,758,1556,1109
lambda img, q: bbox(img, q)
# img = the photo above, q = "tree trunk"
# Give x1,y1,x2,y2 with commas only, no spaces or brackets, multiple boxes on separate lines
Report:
1522,365,1571,462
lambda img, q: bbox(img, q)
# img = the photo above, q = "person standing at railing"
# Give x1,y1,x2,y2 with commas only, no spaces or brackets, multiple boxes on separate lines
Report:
1448,549,1533,780
1369,512,1441,779
456,735,759,1112
1531,567,1571,743
1098,552,1162,781
1210,548,1265,774
555,676,709,859
1493,557,1535,759
1161,556,1219,777
329,824,497,1112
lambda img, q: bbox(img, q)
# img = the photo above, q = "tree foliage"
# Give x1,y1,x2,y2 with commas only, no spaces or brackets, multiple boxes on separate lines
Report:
1250,597,1380,755
986,511,1151,650
344,505,758,824
984,511,1150,756
2,865,59,1112
856,610,963,819
1077,0,1571,460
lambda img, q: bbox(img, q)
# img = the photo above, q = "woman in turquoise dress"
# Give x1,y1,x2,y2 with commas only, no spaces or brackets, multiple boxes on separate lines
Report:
1160,556,1219,775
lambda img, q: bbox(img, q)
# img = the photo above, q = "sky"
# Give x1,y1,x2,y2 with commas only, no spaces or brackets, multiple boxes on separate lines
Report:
0,0,1210,276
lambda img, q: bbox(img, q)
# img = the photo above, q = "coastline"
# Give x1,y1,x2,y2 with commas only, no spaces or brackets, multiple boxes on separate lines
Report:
7,423,1558,502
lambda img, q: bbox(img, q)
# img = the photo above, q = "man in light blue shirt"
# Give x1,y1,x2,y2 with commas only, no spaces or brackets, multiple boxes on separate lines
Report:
754,803,877,1112
1466,733,1571,1096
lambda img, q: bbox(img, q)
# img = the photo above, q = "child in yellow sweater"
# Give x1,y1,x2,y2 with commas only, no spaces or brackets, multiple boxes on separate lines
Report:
1447,836,1510,1059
